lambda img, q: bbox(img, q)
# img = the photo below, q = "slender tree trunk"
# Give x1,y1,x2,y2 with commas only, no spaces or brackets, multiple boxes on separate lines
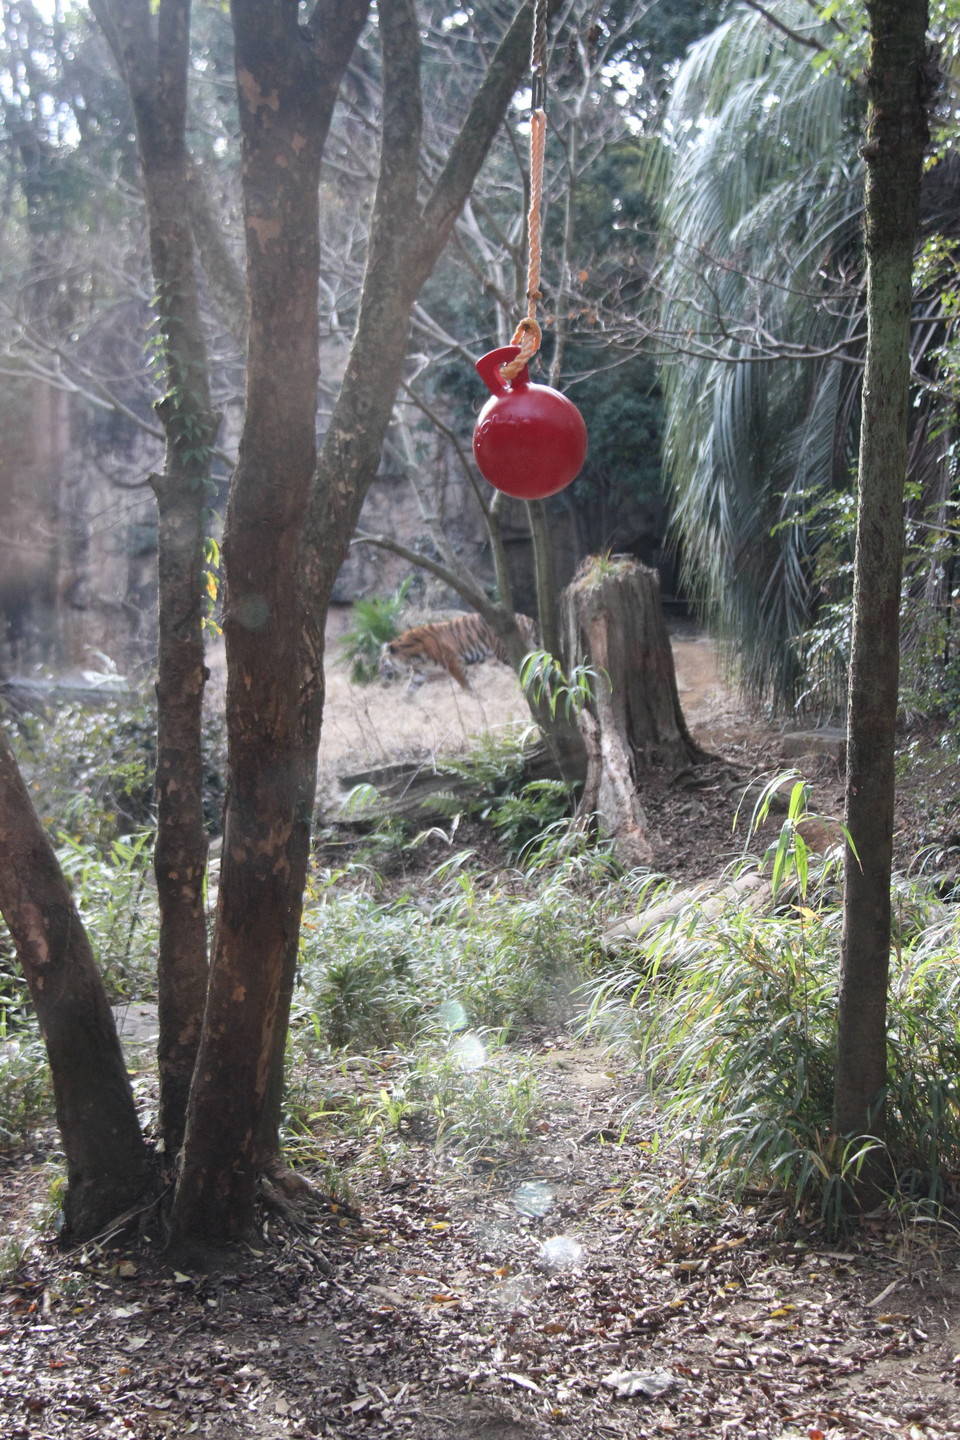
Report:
258,0,536,1155
834,1,930,1144
0,727,151,1239
91,0,217,1159
167,0,370,1249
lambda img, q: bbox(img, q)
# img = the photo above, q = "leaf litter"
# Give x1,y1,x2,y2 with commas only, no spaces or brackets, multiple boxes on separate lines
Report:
4,1035,960,1440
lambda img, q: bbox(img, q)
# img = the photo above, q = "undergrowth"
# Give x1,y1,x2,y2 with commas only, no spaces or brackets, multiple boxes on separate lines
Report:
281,852,629,1164
585,777,960,1230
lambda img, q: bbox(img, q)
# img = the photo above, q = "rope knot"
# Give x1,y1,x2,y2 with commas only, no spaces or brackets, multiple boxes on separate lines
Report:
500,318,542,383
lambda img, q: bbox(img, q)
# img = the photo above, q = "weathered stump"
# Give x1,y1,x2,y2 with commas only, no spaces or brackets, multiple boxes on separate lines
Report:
561,555,706,867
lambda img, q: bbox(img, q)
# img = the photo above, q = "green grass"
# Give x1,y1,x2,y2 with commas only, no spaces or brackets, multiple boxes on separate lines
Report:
585,863,960,1229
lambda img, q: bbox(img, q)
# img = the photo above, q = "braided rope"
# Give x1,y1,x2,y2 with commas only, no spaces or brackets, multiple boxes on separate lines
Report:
500,0,549,385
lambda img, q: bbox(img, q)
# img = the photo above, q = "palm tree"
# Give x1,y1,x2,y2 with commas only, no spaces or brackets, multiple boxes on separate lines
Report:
649,0,956,709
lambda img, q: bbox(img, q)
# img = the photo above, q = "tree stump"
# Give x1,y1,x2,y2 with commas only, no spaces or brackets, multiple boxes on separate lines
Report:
561,555,706,867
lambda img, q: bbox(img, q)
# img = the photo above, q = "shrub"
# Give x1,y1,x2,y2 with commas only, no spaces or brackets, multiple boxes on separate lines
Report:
56,832,159,1000
586,871,960,1228
339,579,412,683
0,1028,52,1150
12,700,156,845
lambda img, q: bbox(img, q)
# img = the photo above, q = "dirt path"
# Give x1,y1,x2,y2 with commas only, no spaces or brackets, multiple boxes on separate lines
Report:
4,1042,960,1440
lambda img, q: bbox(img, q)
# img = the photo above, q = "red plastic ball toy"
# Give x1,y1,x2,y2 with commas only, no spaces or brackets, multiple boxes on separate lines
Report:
473,345,587,500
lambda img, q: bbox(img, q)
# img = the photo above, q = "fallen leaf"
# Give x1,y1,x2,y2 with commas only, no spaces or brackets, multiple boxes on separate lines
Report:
505,1372,543,1393
602,1368,679,1399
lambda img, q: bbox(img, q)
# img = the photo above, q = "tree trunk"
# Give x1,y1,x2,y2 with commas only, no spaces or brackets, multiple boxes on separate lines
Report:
257,0,536,1163
561,555,704,865
834,2,930,1146
169,0,533,1248
91,0,217,1160
167,0,370,1251
0,726,151,1240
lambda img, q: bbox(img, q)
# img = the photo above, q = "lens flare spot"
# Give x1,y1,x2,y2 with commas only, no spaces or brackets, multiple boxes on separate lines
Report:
512,1180,555,1217
450,1032,487,1071
491,1275,537,1311
539,1235,584,1270
437,999,469,1032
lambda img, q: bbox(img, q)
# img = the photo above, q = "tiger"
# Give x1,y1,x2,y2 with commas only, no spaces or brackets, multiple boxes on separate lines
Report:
378,613,537,692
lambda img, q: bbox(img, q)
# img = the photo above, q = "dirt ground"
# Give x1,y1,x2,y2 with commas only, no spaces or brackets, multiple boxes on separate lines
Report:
3,623,960,1440
315,615,845,882
4,1043,960,1440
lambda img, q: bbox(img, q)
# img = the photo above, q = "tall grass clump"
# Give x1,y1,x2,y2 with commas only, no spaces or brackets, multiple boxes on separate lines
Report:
56,832,159,1000
589,880,960,1225
296,860,604,1053
586,781,960,1227
285,859,608,1161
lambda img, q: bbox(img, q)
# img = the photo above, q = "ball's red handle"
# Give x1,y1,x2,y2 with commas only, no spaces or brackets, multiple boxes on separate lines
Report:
475,345,529,397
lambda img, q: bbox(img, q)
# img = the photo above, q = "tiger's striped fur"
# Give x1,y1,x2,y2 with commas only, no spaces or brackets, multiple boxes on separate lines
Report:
379,613,537,692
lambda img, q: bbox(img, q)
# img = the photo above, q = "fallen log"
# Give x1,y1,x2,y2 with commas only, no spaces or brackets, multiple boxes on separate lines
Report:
602,871,770,951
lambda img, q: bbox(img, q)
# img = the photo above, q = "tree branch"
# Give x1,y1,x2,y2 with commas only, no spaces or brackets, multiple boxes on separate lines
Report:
399,378,491,516
375,0,422,236
352,531,489,613
420,2,533,254
740,0,830,55
185,160,247,347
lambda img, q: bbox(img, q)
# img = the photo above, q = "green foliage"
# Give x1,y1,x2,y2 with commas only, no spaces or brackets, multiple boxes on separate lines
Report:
798,471,960,724
586,861,960,1228
737,770,851,900
55,833,159,1000
293,860,603,1058
650,1,866,708
344,1042,543,1159
339,580,412,684
519,649,598,721
12,700,156,846
436,725,533,797
282,860,616,1164
432,724,580,861
0,1028,52,1150
484,779,577,859
10,695,227,846
651,0,960,711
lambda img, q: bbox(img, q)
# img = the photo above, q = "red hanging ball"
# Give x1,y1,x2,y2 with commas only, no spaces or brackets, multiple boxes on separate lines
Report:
472,346,587,501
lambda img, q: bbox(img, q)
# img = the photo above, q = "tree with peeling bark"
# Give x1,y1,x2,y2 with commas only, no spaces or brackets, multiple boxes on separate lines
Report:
167,0,373,1250
833,2,931,1154
169,0,539,1250
0,0,538,1250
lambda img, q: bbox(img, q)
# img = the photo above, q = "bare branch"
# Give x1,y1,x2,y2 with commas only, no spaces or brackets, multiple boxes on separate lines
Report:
740,0,829,54
420,3,533,252
352,530,489,612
